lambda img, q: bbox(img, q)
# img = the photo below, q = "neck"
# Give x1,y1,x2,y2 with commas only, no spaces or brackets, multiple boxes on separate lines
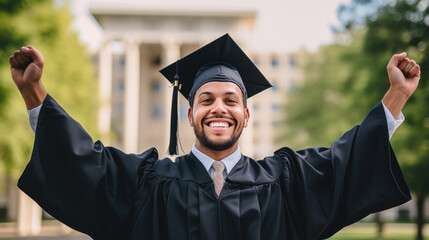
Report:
194,142,239,160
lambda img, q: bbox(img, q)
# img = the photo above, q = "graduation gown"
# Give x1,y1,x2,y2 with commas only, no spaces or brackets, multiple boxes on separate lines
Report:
18,95,411,240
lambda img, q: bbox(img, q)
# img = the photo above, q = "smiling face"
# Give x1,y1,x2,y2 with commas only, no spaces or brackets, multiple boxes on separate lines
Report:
188,81,249,156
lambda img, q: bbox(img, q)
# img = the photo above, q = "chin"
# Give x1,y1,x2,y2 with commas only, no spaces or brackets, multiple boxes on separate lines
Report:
193,124,243,152
200,135,238,151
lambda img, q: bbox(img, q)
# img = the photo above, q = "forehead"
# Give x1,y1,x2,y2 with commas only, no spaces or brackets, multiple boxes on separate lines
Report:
195,81,243,97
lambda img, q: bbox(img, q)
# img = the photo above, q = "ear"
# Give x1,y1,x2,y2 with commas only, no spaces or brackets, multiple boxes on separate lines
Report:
244,107,250,128
188,107,194,127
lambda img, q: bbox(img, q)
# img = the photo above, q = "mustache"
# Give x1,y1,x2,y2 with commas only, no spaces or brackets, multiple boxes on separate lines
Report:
202,115,236,123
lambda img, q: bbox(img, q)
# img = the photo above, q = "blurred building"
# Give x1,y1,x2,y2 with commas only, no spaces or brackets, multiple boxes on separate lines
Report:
249,52,300,159
89,1,301,158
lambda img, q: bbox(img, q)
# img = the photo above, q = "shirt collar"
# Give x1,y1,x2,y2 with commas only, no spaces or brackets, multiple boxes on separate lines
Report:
191,145,242,174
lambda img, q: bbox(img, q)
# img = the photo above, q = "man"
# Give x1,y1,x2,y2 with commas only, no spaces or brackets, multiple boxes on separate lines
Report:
9,34,419,240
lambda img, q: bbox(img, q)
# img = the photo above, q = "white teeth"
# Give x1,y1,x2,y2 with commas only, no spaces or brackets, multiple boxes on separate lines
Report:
209,122,229,128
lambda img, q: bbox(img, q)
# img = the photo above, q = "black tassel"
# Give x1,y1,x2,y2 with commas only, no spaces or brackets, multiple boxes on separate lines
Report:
168,62,180,155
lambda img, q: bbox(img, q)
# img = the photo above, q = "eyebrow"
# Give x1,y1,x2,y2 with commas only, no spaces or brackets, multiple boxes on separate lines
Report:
198,92,213,98
198,91,240,98
224,92,240,97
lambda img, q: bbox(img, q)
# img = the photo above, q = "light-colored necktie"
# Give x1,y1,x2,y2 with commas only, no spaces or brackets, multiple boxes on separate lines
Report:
212,161,225,196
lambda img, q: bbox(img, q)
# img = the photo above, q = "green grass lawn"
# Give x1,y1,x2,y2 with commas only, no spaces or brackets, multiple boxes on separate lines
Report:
328,222,428,240
332,232,418,240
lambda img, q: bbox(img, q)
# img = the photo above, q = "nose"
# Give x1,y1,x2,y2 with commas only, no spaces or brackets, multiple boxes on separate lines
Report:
210,99,227,114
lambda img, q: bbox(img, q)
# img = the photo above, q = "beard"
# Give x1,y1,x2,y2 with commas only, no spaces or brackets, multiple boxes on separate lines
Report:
193,115,243,151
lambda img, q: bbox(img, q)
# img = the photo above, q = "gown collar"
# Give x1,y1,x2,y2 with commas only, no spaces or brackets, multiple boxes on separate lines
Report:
191,144,242,175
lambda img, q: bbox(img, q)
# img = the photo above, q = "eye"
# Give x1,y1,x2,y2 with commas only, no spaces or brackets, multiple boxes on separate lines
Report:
225,99,238,104
201,98,213,104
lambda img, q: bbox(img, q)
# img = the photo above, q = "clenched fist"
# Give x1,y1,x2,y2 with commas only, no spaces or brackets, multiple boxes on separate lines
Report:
387,52,420,99
383,52,421,119
9,46,47,109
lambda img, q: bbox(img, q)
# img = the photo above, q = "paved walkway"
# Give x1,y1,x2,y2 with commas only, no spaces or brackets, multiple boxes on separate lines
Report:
1,221,427,239
0,221,91,240
2,235,91,240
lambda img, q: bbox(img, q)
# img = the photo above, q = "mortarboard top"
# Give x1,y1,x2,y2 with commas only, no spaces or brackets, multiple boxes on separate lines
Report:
160,33,272,101
159,33,272,155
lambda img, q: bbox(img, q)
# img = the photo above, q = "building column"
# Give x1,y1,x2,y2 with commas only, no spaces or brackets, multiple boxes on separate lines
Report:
7,179,18,221
98,40,113,142
161,40,181,155
123,40,140,153
17,191,41,236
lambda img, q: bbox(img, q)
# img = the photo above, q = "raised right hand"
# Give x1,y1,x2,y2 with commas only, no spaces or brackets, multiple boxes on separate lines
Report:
9,46,47,109
9,46,44,91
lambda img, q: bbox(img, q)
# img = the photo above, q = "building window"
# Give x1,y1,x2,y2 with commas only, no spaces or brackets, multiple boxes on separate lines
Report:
180,105,188,120
152,56,161,67
271,104,279,111
253,103,259,111
289,55,296,68
151,104,162,118
271,82,278,92
271,56,278,68
397,208,410,221
151,82,162,93
119,56,125,68
117,81,124,93
272,121,280,127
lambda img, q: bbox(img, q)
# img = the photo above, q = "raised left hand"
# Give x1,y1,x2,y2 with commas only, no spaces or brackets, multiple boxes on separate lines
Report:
386,52,420,100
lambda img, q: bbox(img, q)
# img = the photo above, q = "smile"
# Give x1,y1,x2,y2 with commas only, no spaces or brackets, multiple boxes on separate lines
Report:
208,121,231,128
203,117,235,129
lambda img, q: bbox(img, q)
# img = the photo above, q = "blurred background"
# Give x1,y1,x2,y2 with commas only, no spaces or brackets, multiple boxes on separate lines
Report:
0,0,428,239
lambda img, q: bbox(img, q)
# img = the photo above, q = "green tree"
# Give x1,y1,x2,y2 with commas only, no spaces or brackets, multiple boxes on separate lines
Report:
339,1,429,239
284,0,428,239
282,30,369,150
0,0,32,117
0,0,99,219
0,0,42,206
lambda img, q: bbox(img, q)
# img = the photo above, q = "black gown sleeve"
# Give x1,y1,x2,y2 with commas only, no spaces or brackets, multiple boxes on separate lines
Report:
275,102,411,239
17,95,158,239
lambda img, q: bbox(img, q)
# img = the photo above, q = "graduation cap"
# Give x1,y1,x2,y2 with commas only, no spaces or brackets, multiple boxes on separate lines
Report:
160,33,272,155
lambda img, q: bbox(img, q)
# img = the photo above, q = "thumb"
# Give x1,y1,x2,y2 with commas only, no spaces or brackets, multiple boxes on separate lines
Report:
21,46,44,68
388,52,407,69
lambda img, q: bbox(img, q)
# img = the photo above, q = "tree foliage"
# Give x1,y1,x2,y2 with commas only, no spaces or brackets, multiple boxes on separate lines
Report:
0,0,99,178
284,0,428,238
366,0,428,199
282,30,371,149
338,0,429,198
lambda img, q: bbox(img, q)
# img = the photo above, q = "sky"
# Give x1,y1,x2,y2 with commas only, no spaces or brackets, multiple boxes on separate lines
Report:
70,0,350,52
